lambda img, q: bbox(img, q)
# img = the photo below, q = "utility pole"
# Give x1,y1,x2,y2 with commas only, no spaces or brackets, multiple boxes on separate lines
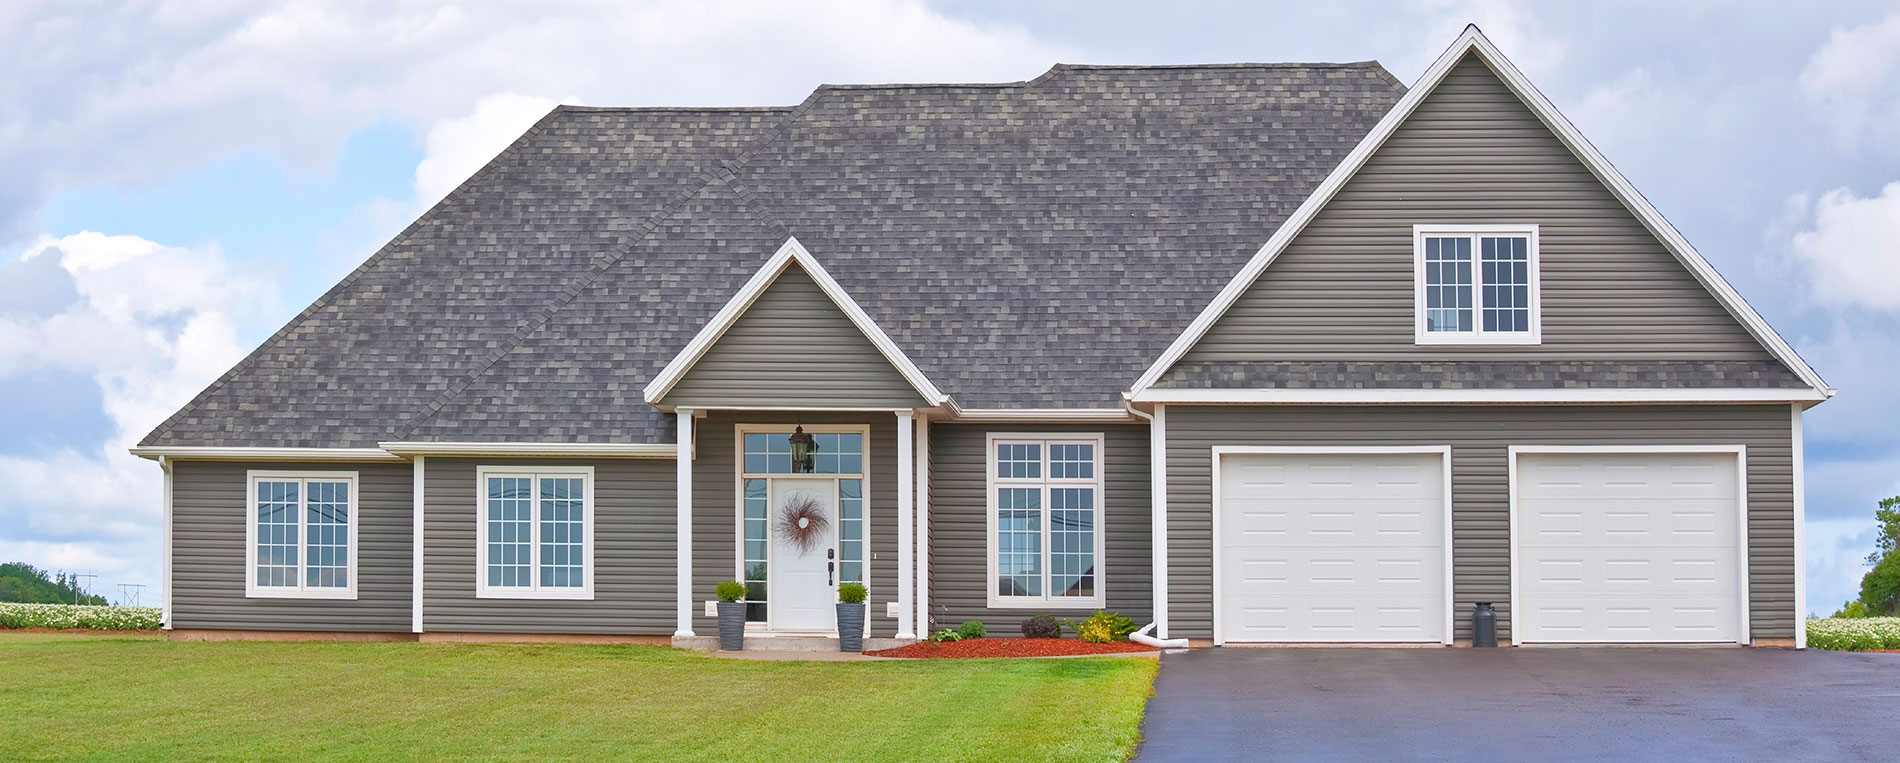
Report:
73,572,98,605
119,583,146,607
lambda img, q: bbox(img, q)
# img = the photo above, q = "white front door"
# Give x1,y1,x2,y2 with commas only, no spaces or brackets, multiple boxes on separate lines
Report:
769,478,838,632
1514,452,1744,643
1218,451,1448,644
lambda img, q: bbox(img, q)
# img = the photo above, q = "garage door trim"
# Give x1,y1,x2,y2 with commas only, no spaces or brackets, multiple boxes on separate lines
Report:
1507,445,1750,646
1211,445,1455,646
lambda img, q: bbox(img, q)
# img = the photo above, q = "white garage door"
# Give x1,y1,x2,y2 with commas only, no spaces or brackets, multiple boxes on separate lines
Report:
1217,451,1447,644
1514,451,1744,644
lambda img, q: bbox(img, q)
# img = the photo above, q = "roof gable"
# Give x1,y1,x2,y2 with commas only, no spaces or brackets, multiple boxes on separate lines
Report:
1129,26,1831,399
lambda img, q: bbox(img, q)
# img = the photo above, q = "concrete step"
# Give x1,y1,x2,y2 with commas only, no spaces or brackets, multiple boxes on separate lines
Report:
672,634,915,653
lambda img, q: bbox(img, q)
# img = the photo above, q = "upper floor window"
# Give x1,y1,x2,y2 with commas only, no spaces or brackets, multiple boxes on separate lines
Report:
1413,225,1541,344
987,434,1106,609
476,466,594,600
247,471,357,599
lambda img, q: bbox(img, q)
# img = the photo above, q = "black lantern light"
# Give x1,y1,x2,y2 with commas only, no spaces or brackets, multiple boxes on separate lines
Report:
788,426,819,473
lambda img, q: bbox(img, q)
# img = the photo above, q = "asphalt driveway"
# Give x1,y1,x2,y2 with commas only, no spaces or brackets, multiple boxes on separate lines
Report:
1137,647,1900,762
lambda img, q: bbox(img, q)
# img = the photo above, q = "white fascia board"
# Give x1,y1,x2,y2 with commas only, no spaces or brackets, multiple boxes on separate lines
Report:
1129,387,1830,405
1126,25,1833,400
641,236,949,407
128,447,405,462
951,408,1140,423
376,442,677,458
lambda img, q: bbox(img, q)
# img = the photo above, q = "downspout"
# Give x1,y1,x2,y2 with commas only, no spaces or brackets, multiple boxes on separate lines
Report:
1131,622,1189,650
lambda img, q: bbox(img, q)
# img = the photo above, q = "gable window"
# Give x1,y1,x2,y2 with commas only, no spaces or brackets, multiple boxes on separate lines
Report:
476,466,594,600
986,434,1106,608
246,471,357,599
1414,225,1540,344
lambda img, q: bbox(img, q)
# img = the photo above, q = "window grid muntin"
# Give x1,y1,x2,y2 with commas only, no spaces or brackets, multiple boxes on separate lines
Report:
255,480,300,588
743,478,769,622
1422,236,1474,333
742,432,865,476
303,481,350,589
479,469,591,596
1480,235,1531,333
248,474,354,596
990,437,1104,606
1417,228,1537,340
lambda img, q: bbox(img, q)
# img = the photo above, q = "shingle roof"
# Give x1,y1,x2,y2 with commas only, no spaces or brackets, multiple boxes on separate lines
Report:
143,62,1406,447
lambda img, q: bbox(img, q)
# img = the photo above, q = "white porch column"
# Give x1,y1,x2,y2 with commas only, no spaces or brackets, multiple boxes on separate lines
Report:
1151,404,1169,639
895,411,916,639
412,455,426,634
915,416,930,637
675,409,696,637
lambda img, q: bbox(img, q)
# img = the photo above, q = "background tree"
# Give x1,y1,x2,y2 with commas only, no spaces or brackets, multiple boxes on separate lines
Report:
1856,496,1900,615
0,563,109,605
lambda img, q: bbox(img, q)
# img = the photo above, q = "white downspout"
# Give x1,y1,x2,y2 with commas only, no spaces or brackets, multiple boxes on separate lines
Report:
412,455,425,634
1131,621,1189,649
159,456,173,631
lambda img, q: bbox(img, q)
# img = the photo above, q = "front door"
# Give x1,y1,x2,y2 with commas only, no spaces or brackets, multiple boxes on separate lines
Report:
769,478,838,632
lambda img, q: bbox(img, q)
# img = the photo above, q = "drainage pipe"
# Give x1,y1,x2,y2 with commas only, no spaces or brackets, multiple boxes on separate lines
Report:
1131,622,1190,649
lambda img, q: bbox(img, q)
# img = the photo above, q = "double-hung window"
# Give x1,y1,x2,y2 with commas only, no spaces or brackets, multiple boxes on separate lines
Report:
476,466,594,600
1414,225,1541,344
246,471,357,599
987,434,1106,608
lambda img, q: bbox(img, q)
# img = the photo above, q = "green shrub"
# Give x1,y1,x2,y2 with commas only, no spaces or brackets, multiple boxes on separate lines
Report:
714,580,748,603
1070,611,1138,643
0,603,161,631
1806,617,1900,651
928,628,962,643
1860,550,1900,615
1833,600,1869,619
1020,615,1061,639
957,620,987,639
837,582,867,604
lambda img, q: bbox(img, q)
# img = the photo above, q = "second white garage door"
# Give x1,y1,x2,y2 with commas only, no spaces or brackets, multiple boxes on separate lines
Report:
1217,450,1449,644
1513,450,1745,644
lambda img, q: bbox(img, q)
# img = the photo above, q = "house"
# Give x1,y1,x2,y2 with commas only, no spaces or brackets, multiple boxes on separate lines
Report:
132,27,1829,648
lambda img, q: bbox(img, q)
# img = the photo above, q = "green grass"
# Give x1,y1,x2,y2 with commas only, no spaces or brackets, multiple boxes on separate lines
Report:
0,633,1156,761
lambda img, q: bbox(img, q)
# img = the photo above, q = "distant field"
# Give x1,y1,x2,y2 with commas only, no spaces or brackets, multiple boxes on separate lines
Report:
0,633,1156,761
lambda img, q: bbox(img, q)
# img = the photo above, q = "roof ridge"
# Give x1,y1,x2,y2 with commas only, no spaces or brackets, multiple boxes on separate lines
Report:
394,171,726,440
138,106,571,447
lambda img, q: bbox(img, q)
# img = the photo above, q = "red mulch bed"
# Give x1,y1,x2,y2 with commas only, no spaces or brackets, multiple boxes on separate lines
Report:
869,637,1158,659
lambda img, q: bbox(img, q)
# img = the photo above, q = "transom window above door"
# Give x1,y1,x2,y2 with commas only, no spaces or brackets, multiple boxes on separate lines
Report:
1413,225,1541,344
743,431,864,474
987,434,1106,609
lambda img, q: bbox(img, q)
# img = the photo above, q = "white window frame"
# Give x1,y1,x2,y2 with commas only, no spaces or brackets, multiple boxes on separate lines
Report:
245,470,359,600
1413,224,1542,345
732,423,872,633
985,432,1108,609
475,465,595,600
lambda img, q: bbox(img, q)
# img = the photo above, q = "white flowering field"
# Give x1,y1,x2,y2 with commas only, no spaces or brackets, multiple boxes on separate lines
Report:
1805,617,1900,651
0,603,162,631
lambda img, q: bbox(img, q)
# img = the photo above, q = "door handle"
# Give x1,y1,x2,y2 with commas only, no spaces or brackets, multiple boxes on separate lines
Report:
827,561,834,586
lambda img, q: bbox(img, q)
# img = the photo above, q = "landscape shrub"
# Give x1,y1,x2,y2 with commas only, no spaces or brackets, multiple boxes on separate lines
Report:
1020,615,1061,639
1806,617,1900,651
1071,611,1138,644
714,581,748,603
957,620,987,640
0,603,161,631
928,628,962,643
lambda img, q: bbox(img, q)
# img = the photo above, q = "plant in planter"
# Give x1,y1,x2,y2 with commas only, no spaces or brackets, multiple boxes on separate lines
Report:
836,582,868,652
714,580,748,651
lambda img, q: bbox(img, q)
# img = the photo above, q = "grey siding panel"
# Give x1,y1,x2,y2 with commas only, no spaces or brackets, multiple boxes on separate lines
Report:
1163,405,1795,642
688,411,905,638
665,264,927,409
926,424,1152,633
171,461,411,632
1179,54,1778,368
422,458,675,633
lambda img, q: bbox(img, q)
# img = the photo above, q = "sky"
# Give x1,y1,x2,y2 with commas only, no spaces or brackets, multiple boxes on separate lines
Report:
1,0,1897,614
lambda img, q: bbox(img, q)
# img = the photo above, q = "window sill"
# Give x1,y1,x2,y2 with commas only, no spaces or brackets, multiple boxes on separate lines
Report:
1414,332,1542,346
476,589,595,601
245,587,358,600
985,597,1106,610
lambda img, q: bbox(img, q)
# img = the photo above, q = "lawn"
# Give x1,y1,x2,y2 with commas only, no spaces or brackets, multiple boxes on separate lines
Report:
0,633,1156,761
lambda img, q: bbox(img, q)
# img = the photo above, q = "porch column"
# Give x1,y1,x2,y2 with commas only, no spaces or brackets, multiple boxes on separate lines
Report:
895,412,916,640
915,417,930,637
675,409,695,637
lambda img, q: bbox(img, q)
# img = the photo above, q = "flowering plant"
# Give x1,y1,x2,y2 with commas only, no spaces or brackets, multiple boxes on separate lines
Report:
1806,617,1900,651
0,603,162,631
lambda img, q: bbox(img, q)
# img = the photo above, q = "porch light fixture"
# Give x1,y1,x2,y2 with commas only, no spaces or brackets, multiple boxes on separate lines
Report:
788,426,819,473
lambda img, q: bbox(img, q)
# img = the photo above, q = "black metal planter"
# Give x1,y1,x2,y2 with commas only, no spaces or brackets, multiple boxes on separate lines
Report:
836,603,866,652
717,602,746,651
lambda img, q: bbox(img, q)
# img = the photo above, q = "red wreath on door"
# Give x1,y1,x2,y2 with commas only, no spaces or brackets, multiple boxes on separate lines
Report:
774,491,831,554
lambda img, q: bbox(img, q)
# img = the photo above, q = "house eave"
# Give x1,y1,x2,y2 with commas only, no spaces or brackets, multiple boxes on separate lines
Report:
1127,387,1831,405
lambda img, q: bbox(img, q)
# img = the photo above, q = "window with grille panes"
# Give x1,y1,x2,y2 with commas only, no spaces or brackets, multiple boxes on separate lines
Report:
987,435,1106,608
246,472,358,599
1415,226,1540,344
476,466,594,599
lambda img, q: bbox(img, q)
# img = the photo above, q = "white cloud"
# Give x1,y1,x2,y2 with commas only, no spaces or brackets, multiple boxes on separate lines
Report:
1799,12,1900,151
0,0,1078,242
1785,182,1900,311
415,93,572,209
1414,0,1566,79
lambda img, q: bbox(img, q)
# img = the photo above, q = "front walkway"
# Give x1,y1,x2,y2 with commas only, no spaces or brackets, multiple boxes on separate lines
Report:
1137,646,1900,762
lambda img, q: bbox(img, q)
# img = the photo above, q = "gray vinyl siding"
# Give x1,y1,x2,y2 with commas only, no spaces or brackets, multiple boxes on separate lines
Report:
1179,53,1777,367
664,264,927,409
1163,404,1795,643
689,411,905,637
170,461,412,632
926,423,1152,634
422,457,675,634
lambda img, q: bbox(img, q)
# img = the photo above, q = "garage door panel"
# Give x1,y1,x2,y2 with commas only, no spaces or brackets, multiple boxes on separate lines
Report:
1220,452,1446,643
1515,452,1742,644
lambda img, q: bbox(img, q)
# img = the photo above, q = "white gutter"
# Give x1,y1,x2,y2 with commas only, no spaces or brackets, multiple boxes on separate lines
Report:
129,447,404,462
376,442,677,458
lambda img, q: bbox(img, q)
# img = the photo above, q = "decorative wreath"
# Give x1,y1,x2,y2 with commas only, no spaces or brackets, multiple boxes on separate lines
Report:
774,491,831,554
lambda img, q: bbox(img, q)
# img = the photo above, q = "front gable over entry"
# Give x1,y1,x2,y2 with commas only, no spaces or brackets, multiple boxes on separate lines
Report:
646,238,943,410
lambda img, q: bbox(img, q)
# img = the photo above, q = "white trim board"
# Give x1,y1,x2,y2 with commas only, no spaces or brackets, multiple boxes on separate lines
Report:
379,442,676,458
1209,445,1455,646
131,447,404,462
643,236,950,407
1506,445,1750,646
1126,25,1832,399
1130,387,1829,405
